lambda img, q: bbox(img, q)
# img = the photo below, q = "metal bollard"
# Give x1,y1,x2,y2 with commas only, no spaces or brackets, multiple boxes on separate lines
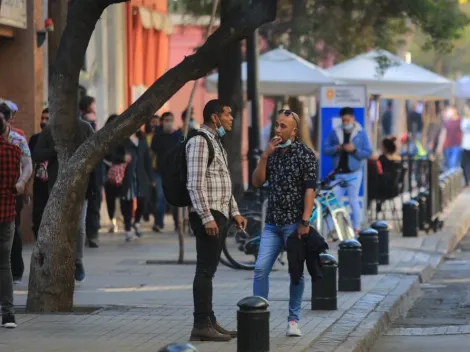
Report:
338,239,362,291
159,343,198,352
312,253,337,310
371,220,390,265
237,296,270,352
402,200,419,237
358,228,379,275
439,179,445,211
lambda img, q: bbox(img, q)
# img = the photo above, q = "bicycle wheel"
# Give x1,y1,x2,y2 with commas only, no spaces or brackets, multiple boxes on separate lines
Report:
222,213,262,270
334,211,355,240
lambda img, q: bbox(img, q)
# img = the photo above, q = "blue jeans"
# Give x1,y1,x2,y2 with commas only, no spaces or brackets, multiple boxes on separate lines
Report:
153,172,165,228
333,170,363,230
445,146,461,170
253,223,303,322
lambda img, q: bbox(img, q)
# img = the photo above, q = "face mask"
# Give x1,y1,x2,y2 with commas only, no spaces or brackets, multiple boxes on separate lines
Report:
189,119,196,129
163,121,173,132
40,122,47,130
342,124,353,132
215,116,226,137
278,139,292,148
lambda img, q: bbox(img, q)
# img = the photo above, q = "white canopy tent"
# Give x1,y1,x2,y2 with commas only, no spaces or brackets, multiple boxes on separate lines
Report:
205,47,335,96
327,49,453,100
455,75,470,99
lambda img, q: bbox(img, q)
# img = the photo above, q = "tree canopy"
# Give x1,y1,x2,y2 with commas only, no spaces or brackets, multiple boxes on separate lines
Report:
175,0,469,63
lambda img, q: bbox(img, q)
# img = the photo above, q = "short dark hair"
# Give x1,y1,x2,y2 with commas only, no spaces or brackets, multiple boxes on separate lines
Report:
42,108,49,114
387,100,393,109
0,103,12,121
0,110,6,133
79,95,95,112
339,107,354,117
161,112,174,120
203,99,227,123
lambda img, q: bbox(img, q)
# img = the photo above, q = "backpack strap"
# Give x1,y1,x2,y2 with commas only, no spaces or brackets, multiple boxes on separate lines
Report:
192,131,215,167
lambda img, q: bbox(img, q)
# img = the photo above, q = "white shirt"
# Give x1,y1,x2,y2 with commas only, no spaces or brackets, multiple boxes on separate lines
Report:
461,118,470,150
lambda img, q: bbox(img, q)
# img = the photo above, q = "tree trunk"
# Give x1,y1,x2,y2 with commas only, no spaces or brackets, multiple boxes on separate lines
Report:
26,0,278,312
219,0,245,199
48,0,68,74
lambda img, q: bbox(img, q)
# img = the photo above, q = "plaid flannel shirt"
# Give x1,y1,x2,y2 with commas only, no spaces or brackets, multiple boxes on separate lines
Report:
0,136,21,223
186,125,240,224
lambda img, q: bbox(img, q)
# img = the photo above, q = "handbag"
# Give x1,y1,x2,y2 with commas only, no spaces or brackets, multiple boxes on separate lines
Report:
107,163,127,186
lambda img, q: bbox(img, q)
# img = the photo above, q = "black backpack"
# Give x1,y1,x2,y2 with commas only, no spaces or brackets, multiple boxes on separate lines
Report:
162,131,215,207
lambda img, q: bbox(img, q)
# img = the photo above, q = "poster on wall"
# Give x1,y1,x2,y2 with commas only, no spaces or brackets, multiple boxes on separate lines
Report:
0,0,27,29
319,85,368,221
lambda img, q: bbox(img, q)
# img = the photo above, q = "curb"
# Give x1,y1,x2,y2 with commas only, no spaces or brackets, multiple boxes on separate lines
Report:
307,191,470,352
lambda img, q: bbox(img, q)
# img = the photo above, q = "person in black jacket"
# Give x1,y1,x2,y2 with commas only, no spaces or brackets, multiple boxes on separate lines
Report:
29,108,49,240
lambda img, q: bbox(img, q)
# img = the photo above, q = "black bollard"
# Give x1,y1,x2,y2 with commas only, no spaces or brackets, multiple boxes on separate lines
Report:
312,253,337,310
358,228,379,275
371,220,390,265
338,239,362,291
237,296,270,352
416,193,428,231
159,343,198,352
402,200,419,237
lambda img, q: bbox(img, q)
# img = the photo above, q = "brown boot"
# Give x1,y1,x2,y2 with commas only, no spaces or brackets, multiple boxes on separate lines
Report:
189,325,232,342
212,321,238,338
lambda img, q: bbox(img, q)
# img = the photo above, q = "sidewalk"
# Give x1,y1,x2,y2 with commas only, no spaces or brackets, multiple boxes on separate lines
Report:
2,190,470,352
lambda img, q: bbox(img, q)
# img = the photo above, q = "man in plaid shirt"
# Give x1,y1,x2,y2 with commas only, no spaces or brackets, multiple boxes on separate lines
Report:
186,100,246,342
0,105,21,328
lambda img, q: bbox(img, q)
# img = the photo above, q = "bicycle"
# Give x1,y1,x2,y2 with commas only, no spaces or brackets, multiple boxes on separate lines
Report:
309,173,356,242
221,174,355,270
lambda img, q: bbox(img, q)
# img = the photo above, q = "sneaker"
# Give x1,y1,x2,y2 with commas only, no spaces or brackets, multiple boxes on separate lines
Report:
108,218,118,233
286,319,302,337
2,314,17,329
125,231,135,242
152,224,161,233
74,263,85,283
88,240,99,248
13,277,22,284
133,223,142,238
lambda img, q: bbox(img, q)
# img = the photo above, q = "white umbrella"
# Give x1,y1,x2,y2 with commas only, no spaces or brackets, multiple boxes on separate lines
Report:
455,75,470,99
327,49,453,100
205,47,335,96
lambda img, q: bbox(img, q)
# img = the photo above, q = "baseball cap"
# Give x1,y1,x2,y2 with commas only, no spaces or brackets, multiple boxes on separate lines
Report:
5,100,18,112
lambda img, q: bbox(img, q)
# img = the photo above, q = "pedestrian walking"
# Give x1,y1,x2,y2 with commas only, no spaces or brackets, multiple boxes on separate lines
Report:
0,104,22,328
252,108,318,337
185,100,246,341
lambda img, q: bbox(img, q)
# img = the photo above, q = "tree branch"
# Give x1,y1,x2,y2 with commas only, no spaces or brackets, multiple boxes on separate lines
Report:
60,0,278,183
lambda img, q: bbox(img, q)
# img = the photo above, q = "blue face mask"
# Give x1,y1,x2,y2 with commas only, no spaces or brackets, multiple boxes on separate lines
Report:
278,139,292,148
215,117,226,137
342,124,354,132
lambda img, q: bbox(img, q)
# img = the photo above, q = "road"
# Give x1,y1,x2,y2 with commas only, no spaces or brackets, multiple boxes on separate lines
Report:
371,234,470,351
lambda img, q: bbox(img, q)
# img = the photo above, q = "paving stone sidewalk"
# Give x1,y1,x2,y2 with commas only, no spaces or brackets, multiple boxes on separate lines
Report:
2,190,470,352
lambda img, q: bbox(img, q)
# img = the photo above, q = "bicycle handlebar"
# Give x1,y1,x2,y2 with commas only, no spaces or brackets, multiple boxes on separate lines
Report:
317,172,357,191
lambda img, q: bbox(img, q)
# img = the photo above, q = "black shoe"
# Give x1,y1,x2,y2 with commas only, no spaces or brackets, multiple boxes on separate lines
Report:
189,326,231,342
133,223,143,238
75,263,85,283
88,240,99,248
2,313,17,329
152,224,161,233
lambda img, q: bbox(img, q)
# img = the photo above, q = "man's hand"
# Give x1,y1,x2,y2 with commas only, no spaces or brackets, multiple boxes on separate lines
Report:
124,153,132,163
205,220,219,237
233,215,247,230
297,224,310,239
15,180,26,195
343,143,355,153
264,136,282,157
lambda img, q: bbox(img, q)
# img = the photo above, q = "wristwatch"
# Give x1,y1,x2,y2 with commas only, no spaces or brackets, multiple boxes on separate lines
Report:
301,220,310,227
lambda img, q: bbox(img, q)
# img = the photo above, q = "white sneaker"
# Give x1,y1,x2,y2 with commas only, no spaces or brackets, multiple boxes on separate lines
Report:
109,218,118,233
125,231,135,242
286,320,302,337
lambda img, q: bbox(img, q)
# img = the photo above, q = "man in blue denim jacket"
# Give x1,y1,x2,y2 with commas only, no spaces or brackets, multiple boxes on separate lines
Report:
323,107,372,232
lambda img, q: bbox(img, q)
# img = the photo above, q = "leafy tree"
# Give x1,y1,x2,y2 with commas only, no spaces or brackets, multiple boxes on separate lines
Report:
26,0,278,312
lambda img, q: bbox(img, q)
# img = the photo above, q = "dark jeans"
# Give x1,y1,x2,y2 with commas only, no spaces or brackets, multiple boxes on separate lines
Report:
190,210,228,328
32,179,49,240
86,188,102,241
134,196,147,224
120,197,146,232
0,221,15,315
105,183,121,220
462,149,470,186
11,197,24,279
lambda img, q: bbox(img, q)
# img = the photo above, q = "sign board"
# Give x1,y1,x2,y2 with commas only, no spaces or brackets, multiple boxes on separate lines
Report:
319,85,368,224
0,0,27,29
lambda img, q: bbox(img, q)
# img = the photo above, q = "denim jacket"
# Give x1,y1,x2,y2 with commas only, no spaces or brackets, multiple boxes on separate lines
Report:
323,123,372,172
